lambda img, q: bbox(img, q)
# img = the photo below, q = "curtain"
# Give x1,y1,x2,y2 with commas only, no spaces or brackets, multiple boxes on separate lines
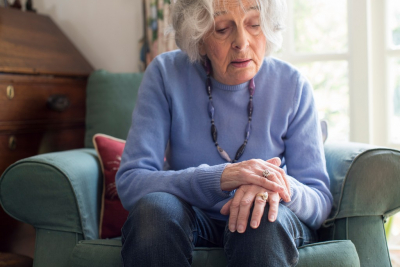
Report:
141,0,177,70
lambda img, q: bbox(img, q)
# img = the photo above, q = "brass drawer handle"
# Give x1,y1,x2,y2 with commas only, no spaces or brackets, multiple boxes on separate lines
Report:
47,94,70,112
9,136,16,150
7,85,14,100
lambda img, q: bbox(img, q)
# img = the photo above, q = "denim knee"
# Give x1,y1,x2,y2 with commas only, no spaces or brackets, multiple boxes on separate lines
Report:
121,192,197,266
224,204,301,267
122,192,195,243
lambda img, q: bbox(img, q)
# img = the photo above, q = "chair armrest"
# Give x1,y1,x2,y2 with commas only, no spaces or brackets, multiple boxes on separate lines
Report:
323,142,400,226
0,149,102,240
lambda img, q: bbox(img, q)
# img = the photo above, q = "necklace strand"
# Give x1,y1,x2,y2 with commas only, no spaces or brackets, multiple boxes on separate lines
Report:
204,60,255,163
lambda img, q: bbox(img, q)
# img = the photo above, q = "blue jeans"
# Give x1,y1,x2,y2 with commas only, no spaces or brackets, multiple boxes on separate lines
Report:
121,192,317,266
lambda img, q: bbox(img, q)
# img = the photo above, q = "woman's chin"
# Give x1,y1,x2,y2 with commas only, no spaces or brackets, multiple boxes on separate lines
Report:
228,68,258,85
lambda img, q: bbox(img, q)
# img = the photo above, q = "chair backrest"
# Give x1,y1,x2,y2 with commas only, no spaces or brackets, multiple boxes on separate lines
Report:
84,70,143,148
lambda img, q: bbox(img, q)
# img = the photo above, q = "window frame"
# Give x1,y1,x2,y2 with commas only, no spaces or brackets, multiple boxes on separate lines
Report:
279,0,400,149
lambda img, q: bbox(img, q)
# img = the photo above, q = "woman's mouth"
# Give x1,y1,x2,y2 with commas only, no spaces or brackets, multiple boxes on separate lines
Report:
231,59,251,68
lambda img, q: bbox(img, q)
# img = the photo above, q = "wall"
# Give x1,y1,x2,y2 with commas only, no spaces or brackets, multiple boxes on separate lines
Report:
32,0,143,73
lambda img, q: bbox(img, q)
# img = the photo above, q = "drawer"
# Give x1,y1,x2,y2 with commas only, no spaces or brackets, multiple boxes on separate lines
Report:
0,127,85,176
0,74,86,122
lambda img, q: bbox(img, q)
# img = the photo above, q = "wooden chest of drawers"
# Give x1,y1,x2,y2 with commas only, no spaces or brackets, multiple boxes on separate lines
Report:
0,7,93,256
0,74,87,173
0,7,93,174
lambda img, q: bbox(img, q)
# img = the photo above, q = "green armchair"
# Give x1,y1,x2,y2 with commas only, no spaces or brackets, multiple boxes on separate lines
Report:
1,70,399,267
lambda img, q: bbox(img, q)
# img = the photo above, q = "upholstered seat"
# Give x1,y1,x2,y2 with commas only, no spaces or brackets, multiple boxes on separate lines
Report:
69,239,359,267
1,70,400,267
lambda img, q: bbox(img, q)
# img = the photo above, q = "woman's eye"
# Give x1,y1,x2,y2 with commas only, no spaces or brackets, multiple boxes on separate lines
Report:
252,25,260,28
216,28,228,34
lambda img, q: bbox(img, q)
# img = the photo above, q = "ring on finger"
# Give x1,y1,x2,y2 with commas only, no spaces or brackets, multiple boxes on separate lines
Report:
256,192,268,201
262,169,271,178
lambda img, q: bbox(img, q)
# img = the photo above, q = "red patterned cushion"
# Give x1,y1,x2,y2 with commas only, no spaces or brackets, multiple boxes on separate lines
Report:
93,133,128,239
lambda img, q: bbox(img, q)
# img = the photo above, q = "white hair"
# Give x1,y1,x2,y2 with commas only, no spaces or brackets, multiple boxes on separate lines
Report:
170,0,287,63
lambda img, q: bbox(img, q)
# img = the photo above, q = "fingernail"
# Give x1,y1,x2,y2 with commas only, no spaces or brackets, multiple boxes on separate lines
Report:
251,220,258,228
269,215,275,221
229,224,236,232
237,225,244,233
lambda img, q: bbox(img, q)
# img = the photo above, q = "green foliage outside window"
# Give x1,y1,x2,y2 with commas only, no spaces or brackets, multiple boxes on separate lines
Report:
293,0,347,54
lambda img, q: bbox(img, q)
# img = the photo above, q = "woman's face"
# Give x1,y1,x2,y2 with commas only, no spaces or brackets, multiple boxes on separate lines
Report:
199,0,267,85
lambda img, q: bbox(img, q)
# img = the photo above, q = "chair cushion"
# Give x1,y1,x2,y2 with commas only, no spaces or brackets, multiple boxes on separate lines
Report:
70,239,359,267
85,70,143,148
93,134,128,239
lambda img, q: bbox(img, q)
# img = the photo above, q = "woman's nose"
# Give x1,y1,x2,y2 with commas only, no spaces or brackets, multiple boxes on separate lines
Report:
232,26,249,51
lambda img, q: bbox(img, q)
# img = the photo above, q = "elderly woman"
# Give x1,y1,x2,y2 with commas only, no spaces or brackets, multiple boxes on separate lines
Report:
116,0,333,266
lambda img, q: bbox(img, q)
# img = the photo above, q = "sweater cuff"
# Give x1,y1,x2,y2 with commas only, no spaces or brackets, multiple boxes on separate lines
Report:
192,163,231,205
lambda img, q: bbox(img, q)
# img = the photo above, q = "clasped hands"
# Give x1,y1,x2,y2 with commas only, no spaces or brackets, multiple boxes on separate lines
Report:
220,158,291,233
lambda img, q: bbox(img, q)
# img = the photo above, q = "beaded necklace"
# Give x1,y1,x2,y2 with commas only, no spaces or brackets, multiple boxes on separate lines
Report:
204,59,255,163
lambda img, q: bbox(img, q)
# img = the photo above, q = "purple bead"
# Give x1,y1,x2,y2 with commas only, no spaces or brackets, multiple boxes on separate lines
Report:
206,78,212,95
211,124,218,143
235,143,246,161
249,78,255,96
245,121,251,139
247,101,253,117
208,100,215,119
217,146,232,162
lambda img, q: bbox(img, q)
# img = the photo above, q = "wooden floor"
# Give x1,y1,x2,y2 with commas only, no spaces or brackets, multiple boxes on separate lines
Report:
0,252,33,267
0,207,35,259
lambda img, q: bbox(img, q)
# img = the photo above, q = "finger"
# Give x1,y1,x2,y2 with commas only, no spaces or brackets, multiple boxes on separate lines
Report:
236,190,257,233
228,189,245,232
264,163,291,201
245,173,285,193
268,192,280,222
258,163,289,202
221,199,233,215
250,193,268,229
267,164,289,188
264,172,290,202
266,170,290,202
266,157,281,167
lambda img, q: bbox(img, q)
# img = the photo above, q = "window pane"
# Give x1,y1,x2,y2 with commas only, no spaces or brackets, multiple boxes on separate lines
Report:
296,61,349,141
293,0,348,53
389,58,400,143
388,0,400,48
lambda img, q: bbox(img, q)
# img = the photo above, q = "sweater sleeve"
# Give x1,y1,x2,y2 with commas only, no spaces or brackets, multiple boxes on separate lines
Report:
115,58,230,212
281,74,333,230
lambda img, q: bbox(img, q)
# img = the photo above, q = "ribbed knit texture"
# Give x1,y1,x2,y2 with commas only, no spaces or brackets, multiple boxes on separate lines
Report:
116,50,333,229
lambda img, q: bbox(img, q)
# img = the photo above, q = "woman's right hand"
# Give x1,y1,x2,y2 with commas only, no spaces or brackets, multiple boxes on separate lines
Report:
220,158,291,203
220,184,281,233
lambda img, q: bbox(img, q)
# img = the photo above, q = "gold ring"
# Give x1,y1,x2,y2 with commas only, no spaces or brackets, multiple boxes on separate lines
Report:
256,192,268,201
262,169,271,178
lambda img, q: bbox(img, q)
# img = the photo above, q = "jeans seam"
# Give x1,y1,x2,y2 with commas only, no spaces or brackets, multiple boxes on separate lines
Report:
197,234,221,247
191,228,198,247
223,229,233,264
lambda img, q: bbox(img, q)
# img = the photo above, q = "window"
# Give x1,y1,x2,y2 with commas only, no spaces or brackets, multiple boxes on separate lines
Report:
277,0,349,141
388,0,400,144
277,0,400,149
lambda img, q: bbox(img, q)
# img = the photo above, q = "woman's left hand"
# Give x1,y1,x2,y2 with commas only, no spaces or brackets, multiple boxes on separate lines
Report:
220,184,280,233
